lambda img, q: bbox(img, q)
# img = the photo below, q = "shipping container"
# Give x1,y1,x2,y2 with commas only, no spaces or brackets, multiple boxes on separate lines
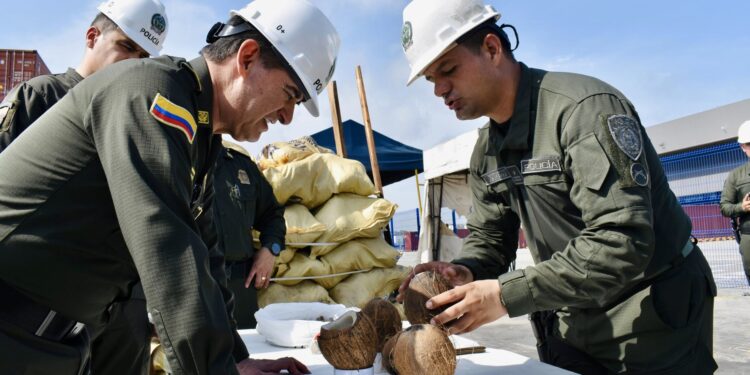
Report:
0,49,51,102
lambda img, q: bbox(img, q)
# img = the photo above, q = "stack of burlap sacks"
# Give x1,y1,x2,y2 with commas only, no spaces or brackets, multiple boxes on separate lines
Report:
255,137,410,309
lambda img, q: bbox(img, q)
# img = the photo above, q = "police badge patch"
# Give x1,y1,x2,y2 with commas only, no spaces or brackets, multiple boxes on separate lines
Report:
607,115,643,161
238,170,251,185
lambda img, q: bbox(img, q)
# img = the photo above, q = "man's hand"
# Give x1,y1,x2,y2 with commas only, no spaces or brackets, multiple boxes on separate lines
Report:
246,247,275,289
396,261,473,302
429,279,508,334
236,357,310,375
742,193,750,212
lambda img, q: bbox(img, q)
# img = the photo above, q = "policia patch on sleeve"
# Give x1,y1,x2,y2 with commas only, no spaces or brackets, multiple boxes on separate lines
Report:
149,93,198,144
597,114,649,188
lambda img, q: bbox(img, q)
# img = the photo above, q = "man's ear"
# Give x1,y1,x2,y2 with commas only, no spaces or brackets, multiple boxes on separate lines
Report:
85,26,100,49
483,33,504,63
235,39,261,77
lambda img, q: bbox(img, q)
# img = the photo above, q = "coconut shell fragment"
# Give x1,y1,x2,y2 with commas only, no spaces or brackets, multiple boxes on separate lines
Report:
403,270,453,325
361,298,403,352
382,324,456,375
318,310,378,370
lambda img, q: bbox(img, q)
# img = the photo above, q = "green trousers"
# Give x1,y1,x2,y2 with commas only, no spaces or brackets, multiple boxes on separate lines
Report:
88,296,150,375
226,276,259,329
0,319,89,375
557,247,717,374
739,235,750,285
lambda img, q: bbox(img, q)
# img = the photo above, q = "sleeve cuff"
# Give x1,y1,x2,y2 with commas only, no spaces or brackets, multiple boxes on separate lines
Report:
498,269,537,317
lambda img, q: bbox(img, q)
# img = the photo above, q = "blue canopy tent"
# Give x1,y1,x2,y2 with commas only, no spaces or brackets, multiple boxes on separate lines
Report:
310,119,423,186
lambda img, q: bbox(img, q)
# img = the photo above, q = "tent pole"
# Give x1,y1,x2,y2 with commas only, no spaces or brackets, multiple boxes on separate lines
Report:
415,169,423,218
355,65,384,197
326,81,347,158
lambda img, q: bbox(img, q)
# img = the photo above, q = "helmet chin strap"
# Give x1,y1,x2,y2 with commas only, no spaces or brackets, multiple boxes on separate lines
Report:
500,24,520,52
205,22,254,43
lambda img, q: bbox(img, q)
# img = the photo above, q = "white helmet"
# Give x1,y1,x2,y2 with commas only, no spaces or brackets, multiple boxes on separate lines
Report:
738,120,750,143
402,0,500,85
97,0,168,57
230,0,340,117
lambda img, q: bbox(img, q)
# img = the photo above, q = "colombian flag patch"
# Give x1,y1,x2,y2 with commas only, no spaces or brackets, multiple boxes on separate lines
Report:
149,93,198,144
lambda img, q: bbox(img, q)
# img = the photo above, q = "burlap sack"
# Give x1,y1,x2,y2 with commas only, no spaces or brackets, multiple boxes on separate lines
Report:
274,237,401,289
262,154,376,208
258,136,333,169
284,204,326,246
329,266,411,309
311,194,397,258
258,281,335,308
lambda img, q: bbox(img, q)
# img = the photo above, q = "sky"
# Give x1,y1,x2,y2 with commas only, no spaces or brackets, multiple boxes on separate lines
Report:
2,0,749,212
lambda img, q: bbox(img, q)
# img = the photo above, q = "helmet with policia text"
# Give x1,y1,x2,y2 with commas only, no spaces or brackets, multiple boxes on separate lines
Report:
402,0,500,85
97,0,168,57
228,0,341,117
738,120,750,143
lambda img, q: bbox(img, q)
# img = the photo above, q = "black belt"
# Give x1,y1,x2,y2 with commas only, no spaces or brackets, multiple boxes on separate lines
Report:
0,279,84,342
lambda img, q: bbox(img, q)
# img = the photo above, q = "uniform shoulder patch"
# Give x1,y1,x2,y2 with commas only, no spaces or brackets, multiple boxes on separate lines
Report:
149,93,197,144
607,114,642,161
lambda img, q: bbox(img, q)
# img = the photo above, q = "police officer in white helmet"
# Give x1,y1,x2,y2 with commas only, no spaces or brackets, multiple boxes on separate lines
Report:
0,0,338,374
0,0,168,151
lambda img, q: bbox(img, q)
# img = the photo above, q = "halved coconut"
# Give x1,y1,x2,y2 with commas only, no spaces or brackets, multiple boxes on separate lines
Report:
318,310,378,370
389,324,456,375
403,270,453,325
361,298,403,352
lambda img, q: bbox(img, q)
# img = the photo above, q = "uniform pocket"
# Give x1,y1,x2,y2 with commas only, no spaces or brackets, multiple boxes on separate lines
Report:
650,255,708,329
568,133,610,192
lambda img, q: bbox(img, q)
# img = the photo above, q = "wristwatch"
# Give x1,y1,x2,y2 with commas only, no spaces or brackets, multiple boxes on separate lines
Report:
270,243,282,256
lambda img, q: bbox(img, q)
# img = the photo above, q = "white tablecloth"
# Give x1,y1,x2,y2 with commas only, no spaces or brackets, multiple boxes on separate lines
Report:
239,329,573,374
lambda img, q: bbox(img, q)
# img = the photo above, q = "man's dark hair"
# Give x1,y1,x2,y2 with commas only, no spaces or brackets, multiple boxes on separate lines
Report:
90,12,119,34
200,15,285,70
458,21,516,61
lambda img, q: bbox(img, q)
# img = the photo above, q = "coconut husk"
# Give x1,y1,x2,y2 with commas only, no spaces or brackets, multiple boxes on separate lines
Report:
361,298,402,352
403,271,453,325
318,310,378,370
389,324,456,375
380,331,401,374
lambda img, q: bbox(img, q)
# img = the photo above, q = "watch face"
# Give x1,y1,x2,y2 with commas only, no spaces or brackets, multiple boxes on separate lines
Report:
271,243,281,255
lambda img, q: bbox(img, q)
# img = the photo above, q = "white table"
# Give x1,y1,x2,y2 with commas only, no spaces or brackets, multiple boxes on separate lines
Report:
239,329,573,374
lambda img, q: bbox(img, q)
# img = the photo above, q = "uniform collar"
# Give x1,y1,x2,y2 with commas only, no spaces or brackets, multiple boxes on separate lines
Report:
186,56,214,129
64,68,84,85
485,63,545,156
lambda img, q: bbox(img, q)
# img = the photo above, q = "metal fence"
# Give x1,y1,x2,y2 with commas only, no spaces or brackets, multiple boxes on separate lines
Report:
389,140,750,289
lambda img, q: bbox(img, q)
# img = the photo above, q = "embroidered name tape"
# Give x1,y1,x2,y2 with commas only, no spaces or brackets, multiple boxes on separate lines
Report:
482,166,523,186
150,93,198,144
521,156,562,174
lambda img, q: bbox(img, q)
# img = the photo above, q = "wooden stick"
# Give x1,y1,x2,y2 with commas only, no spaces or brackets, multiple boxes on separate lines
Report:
455,346,487,356
415,169,423,217
326,80,347,158
355,65,383,197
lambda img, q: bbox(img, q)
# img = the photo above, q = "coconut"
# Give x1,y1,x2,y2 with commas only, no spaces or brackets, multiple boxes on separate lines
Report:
361,298,403,352
380,331,401,374
403,270,453,325
318,310,378,370
389,324,456,375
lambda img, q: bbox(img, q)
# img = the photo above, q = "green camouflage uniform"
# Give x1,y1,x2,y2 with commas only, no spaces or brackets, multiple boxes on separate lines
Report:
0,56,247,375
452,63,717,374
214,142,285,329
719,162,750,285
